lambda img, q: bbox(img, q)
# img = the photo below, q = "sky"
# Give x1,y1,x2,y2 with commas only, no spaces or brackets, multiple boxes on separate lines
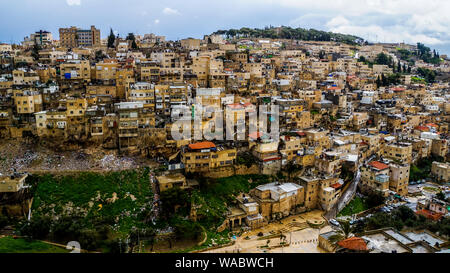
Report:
1,0,449,55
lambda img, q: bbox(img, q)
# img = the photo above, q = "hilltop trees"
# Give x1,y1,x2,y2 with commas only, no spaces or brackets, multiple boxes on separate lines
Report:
417,67,436,83
213,26,362,45
416,43,441,64
375,52,391,66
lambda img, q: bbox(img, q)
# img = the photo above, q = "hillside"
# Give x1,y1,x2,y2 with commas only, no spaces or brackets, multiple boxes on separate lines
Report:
212,26,364,45
20,169,154,251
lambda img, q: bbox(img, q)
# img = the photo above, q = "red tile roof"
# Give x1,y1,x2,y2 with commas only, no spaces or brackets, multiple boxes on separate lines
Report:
392,87,405,92
188,141,216,150
331,183,342,189
327,86,341,90
415,126,430,132
249,131,264,139
263,156,281,162
337,237,368,251
426,123,438,128
227,103,244,109
416,209,443,221
368,161,389,170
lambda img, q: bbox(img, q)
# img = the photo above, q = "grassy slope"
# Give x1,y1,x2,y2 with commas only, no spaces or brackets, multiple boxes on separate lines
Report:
338,196,369,217
29,168,153,235
191,174,271,228
0,237,69,253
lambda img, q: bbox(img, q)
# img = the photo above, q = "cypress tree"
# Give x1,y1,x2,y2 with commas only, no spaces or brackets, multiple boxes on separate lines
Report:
107,28,115,48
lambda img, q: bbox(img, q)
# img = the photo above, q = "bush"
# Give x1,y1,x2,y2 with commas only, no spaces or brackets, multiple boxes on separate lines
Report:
362,206,450,238
21,216,52,239
366,191,385,208
173,219,202,240
0,215,8,229
236,152,257,168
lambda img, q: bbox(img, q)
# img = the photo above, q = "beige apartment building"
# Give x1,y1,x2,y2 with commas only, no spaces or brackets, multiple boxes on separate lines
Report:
94,60,118,83
383,143,413,164
12,69,39,85
60,60,91,82
127,82,155,110
156,173,187,192
389,163,410,196
0,174,28,193
181,141,236,173
251,182,304,221
360,161,390,197
59,25,101,48
180,38,201,50
14,90,42,114
431,162,449,182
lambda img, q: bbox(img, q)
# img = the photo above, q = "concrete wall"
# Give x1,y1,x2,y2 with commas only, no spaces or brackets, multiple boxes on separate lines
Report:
202,164,259,179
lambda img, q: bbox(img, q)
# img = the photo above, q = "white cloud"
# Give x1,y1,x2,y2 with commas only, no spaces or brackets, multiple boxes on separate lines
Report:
325,16,349,28
255,0,450,47
154,19,160,24
66,0,81,6
162,7,180,15
327,20,446,45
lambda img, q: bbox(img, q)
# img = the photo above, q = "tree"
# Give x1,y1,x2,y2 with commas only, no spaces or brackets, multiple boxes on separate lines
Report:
436,191,446,201
173,219,202,240
366,191,385,208
329,220,353,243
319,50,326,59
95,50,106,62
160,187,189,217
0,215,8,229
381,73,388,86
107,28,116,48
376,75,382,88
375,52,390,66
394,205,416,222
21,216,52,239
417,67,436,83
31,44,41,61
285,161,302,180
358,56,367,63
126,33,138,49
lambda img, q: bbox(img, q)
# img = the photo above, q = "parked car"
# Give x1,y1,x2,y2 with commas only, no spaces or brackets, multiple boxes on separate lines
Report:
329,219,340,226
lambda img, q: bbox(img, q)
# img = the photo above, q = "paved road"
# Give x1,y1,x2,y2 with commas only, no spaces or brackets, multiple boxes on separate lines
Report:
324,169,360,220
324,155,375,220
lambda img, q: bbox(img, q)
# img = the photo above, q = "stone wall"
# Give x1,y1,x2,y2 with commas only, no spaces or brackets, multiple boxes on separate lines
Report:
202,164,260,179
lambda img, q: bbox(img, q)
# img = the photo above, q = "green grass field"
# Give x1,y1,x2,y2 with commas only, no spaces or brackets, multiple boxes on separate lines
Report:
29,168,153,235
338,196,369,217
0,237,69,253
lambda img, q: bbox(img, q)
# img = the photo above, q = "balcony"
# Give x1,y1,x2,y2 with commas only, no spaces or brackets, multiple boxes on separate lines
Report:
375,174,389,183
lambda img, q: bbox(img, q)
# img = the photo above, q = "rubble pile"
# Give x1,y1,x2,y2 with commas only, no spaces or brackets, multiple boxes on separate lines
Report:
0,140,139,173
